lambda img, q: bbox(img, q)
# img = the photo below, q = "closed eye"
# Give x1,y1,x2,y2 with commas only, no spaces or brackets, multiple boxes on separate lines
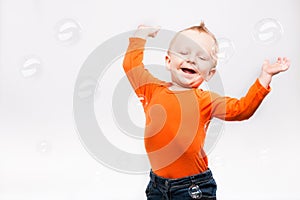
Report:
198,56,208,61
179,51,188,55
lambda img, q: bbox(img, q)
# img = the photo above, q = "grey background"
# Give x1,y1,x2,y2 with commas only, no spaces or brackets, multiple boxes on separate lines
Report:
0,0,300,199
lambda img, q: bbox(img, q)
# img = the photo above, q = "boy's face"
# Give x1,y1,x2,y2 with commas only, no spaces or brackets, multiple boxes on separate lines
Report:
165,30,217,89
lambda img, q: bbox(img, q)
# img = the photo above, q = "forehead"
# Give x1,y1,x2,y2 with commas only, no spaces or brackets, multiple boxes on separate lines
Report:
171,30,215,53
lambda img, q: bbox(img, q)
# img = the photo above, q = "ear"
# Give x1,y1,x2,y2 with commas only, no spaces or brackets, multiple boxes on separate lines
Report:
165,55,171,71
205,67,216,81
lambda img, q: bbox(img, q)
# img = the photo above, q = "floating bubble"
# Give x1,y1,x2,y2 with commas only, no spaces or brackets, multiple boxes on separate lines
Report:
20,56,42,78
252,18,283,45
36,140,51,154
213,38,235,64
54,18,82,46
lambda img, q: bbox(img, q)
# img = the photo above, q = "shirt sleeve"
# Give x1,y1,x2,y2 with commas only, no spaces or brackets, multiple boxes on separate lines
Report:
123,37,165,106
203,79,271,121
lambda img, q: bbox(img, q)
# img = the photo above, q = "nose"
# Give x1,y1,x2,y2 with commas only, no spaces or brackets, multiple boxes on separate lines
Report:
186,54,196,65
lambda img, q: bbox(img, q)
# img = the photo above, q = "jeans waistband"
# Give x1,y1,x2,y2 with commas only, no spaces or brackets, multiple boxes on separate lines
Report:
149,169,213,188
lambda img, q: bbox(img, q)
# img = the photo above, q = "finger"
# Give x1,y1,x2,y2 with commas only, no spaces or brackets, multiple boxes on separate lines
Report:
149,31,159,38
150,27,161,37
284,59,291,70
279,62,289,72
154,25,161,30
277,57,282,64
149,33,157,38
286,58,291,66
281,58,290,69
283,57,290,65
153,26,161,34
268,63,285,74
281,64,289,71
138,24,146,29
281,57,286,65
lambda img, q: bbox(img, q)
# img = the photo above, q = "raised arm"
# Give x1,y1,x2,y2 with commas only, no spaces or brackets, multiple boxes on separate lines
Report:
208,57,290,121
123,25,165,105
123,25,161,73
208,79,270,121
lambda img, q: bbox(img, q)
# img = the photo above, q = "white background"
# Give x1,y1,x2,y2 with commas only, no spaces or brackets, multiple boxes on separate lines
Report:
0,0,300,199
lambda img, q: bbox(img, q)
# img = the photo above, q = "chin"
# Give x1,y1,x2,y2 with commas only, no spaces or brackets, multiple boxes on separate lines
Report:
181,83,200,89
190,80,203,88
190,84,200,89
177,77,203,89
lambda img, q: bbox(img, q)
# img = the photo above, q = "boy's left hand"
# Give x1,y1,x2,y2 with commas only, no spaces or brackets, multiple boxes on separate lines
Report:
258,57,290,88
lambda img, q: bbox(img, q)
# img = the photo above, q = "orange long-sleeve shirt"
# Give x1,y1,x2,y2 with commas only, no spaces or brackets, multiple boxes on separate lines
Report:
123,37,270,178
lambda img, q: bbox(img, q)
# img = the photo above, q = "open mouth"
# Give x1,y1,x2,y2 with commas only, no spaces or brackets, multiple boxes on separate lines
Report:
181,68,197,74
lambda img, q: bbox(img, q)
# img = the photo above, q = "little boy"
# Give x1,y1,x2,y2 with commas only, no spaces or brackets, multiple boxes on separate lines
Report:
123,22,290,200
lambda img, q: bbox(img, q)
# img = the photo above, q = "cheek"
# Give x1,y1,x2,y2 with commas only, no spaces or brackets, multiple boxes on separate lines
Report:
197,61,214,72
170,57,184,68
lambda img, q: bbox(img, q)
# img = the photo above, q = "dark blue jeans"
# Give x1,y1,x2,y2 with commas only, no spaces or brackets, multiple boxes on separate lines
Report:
145,169,217,200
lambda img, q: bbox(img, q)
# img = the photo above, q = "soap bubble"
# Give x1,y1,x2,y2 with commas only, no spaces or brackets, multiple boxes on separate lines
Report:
212,37,235,64
252,18,283,45
54,18,82,46
20,55,42,78
36,140,51,155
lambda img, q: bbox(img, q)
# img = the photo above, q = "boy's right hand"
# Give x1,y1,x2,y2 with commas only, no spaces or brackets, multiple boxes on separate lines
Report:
133,25,161,39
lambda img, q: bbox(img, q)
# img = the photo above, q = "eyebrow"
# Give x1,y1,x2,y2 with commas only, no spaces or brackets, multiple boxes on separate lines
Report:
196,47,210,58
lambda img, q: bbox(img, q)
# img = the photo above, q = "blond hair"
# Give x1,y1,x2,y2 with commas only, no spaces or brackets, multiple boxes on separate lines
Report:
168,21,219,67
183,21,217,44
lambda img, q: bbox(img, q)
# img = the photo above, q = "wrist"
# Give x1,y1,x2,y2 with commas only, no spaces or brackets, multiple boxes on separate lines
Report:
258,71,272,89
133,30,148,40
